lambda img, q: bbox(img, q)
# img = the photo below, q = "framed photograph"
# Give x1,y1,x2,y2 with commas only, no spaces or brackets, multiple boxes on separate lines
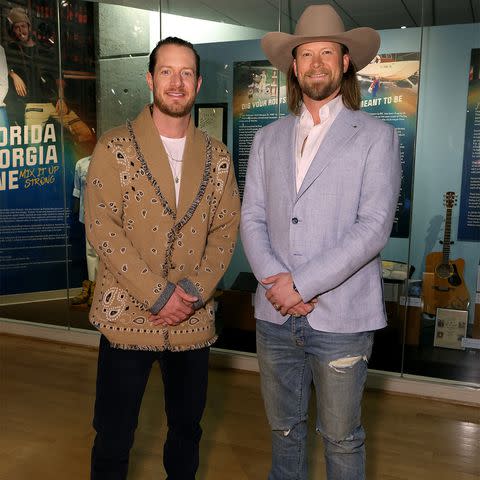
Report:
434,308,468,350
194,103,227,144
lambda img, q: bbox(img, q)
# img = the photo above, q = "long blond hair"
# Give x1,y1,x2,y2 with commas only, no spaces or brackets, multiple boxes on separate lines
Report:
287,44,361,114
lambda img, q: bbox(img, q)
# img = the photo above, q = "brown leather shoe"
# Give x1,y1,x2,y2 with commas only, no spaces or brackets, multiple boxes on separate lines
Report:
71,280,91,305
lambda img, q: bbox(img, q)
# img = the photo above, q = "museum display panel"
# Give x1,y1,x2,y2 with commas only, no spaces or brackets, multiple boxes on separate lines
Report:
401,19,480,383
0,0,160,332
0,0,478,389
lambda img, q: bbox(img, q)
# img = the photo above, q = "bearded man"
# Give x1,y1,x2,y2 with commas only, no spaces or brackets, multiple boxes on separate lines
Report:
241,5,401,480
85,36,240,479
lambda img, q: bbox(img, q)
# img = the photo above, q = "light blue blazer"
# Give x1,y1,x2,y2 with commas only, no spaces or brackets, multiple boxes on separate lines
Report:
240,106,401,333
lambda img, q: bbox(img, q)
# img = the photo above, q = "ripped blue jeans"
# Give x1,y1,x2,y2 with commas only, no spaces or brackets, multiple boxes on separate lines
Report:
256,317,374,480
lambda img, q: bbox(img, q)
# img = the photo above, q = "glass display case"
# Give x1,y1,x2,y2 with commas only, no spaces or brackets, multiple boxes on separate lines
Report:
0,0,478,392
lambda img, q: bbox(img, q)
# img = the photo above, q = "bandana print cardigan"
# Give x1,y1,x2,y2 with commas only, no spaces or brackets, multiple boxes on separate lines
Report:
84,105,240,351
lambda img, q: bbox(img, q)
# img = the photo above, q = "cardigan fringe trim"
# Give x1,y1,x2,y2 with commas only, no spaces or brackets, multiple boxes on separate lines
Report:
91,319,217,351
109,335,218,352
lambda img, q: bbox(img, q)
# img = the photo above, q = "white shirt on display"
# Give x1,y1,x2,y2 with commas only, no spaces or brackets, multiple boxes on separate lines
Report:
73,156,92,224
0,46,8,107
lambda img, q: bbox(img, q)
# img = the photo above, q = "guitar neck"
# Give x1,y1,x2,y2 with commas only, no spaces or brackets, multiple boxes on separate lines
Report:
442,207,452,264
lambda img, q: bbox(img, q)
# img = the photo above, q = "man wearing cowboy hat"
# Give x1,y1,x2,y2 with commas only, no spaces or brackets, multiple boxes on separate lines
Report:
241,5,401,479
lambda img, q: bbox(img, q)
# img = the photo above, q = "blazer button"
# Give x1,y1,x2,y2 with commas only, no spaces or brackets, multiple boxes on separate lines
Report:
292,217,299,224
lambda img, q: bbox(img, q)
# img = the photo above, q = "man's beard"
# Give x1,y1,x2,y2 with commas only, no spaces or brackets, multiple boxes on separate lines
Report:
154,91,196,118
298,70,342,101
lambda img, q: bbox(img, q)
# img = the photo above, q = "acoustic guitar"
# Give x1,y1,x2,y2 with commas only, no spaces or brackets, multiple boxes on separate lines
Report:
422,192,470,315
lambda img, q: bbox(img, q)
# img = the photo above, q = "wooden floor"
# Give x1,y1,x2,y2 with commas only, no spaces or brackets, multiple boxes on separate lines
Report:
1,335,479,480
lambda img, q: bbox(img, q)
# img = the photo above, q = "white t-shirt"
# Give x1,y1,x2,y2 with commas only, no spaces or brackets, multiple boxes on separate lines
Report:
161,135,186,206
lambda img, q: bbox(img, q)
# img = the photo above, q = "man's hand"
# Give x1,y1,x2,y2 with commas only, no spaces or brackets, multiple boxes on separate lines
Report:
55,98,69,116
287,298,317,317
10,72,27,97
262,272,303,316
148,285,198,327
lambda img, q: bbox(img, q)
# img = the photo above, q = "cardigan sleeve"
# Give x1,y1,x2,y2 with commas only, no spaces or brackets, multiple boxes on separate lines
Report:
84,138,175,312
178,154,240,308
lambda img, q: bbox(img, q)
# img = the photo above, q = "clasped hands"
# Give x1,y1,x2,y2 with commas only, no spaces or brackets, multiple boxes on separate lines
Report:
149,285,197,327
148,272,315,327
262,272,316,316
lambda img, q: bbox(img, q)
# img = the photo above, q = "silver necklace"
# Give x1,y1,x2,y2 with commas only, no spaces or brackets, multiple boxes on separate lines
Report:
166,152,183,184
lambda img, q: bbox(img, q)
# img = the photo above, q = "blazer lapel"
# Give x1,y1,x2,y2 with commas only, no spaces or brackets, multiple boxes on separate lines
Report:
273,114,297,202
131,106,177,214
176,119,206,220
296,108,361,200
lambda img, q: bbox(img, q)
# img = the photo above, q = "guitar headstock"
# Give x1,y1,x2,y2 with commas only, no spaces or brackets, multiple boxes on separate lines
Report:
444,191,457,209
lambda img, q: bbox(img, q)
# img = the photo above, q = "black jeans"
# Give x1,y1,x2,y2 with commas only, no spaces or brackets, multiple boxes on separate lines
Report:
91,335,210,480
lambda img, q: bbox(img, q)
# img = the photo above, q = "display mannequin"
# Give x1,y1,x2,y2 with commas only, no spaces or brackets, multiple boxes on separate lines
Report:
71,155,98,306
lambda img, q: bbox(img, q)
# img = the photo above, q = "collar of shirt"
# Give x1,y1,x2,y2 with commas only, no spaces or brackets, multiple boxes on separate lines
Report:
295,95,344,192
297,94,344,149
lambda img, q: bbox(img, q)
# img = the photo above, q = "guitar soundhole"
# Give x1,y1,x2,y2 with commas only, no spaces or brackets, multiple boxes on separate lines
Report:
435,263,453,279
448,265,462,286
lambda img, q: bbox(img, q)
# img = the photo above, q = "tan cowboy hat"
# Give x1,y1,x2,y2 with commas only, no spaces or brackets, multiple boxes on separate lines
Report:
261,4,380,73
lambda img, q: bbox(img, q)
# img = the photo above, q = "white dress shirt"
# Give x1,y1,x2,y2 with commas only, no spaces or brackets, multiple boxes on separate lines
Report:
295,95,344,192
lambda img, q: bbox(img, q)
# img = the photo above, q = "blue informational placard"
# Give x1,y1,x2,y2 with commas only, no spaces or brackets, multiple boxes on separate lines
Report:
358,52,420,239
0,124,87,294
458,49,480,242
233,53,420,239
233,60,289,199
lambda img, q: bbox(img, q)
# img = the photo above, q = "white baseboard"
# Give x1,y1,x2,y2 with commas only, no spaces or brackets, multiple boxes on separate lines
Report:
366,370,479,405
1,318,478,406
0,318,100,347
0,288,82,306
